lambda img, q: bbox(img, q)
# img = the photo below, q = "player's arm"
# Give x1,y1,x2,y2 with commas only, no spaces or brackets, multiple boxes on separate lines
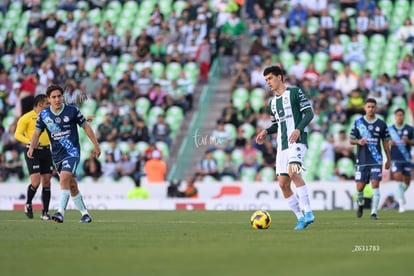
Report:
296,107,314,132
382,138,391,169
82,123,101,158
27,129,42,158
14,117,30,145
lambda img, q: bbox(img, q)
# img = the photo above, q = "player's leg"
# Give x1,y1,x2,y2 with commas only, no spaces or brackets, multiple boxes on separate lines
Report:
39,150,53,220
276,150,306,230
288,144,315,225
24,150,41,219
40,173,52,220
370,179,380,219
391,163,406,211
355,166,368,218
69,176,92,223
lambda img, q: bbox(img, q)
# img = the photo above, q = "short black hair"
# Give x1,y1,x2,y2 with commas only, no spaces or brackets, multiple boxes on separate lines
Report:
366,98,377,105
394,108,405,115
34,94,47,107
46,84,64,97
263,65,284,81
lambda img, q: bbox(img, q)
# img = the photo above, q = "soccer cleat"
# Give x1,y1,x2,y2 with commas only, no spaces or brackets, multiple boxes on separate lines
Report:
80,214,92,223
370,213,378,220
356,205,364,218
294,217,308,230
51,212,64,223
40,213,51,221
24,204,33,219
399,204,406,213
304,211,315,225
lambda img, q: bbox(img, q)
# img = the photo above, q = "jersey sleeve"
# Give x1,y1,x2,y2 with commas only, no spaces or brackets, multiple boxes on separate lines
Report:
14,114,30,144
382,121,391,141
35,111,46,132
74,106,87,127
349,120,360,139
295,87,312,112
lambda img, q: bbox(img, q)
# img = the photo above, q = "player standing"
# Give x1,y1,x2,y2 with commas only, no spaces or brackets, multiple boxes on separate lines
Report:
27,84,101,223
256,65,315,230
14,94,53,220
388,108,414,213
350,98,391,219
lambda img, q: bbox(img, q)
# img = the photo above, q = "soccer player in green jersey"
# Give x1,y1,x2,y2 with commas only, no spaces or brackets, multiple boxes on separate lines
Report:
256,65,315,230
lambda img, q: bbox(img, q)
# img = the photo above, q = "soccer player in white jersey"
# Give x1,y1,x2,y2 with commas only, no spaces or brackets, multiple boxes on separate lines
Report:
256,65,315,230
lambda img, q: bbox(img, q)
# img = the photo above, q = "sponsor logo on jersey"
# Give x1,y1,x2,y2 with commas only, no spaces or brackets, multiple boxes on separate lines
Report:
55,117,61,124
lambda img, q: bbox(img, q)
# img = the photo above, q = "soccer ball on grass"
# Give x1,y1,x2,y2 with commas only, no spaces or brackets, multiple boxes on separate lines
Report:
250,210,272,229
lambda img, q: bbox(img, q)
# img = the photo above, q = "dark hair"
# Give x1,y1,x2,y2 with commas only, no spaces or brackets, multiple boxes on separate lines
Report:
365,98,377,105
394,108,405,115
34,94,47,107
263,65,284,81
46,84,64,97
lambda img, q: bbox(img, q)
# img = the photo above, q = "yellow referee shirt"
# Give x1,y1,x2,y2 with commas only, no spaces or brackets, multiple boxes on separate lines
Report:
14,110,50,146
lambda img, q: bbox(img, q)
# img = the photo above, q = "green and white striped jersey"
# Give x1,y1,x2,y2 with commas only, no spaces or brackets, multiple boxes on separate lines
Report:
267,86,312,150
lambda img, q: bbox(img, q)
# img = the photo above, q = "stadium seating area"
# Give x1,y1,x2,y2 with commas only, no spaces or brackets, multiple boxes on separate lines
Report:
0,0,216,183
1,0,414,184
199,0,414,182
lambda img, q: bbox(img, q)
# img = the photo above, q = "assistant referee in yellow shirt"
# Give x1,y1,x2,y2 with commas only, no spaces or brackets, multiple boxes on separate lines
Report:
14,94,53,220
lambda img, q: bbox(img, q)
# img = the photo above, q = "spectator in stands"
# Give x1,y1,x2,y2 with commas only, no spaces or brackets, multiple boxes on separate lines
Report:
83,150,102,181
119,116,134,142
3,31,17,55
71,60,89,85
195,36,211,83
320,133,335,164
197,149,220,180
166,80,187,113
248,34,271,65
346,89,365,118
4,149,25,181
344,33,366,68
288,4,307,27
319,9,335,41
151,114,172,147
336,10,352,36
221,100,239,126
218,32,236,76
288,56,305,81
41,12,62,38
397,54,414,80
115,71,136,100
367,7,389,38
329,36,345,62
177,70,194,110
144,150,167,183
114,152,140,184
135,67,153,98
101,152,117,179
334,63,359,95
261,139,276,168
0,153,7,182
309,105,329,134
149,83,168,109
230,62,250,91
389,76,406,100
133,118,150,143
239,101,256,126
355,9,370,36
97,114,118,142
220,149,237,180
334,130,356,163
330,102,348,125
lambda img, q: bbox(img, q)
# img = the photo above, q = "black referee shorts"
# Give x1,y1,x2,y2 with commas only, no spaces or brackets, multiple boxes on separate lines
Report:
24,147,54,175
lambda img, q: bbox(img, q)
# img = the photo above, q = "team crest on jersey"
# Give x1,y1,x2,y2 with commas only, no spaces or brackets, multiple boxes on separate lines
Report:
63,116,69,123
368,125,373,130
403,130,408,135
55,117,61,124
375,127,380,132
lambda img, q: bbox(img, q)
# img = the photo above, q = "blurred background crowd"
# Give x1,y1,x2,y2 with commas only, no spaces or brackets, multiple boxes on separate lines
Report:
0,0,413,184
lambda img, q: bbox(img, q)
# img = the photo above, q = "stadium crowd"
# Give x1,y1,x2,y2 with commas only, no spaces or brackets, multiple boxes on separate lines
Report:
198,0,414,182
1,0,414,184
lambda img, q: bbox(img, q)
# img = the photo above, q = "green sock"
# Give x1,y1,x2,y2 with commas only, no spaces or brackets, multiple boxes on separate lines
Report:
371,188,380,215
357,191,364,206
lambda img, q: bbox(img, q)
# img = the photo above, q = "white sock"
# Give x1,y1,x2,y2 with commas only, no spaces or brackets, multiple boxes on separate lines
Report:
371,188,380,215
72,193,88,215
58,189,70,216
297,185,312,212
287,194,303,219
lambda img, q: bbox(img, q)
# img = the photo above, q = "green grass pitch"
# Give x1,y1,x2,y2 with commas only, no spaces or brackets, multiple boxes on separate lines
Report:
1,210,413,276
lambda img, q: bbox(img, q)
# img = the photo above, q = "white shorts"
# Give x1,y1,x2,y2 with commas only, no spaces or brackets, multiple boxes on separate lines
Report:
276,143,307,176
